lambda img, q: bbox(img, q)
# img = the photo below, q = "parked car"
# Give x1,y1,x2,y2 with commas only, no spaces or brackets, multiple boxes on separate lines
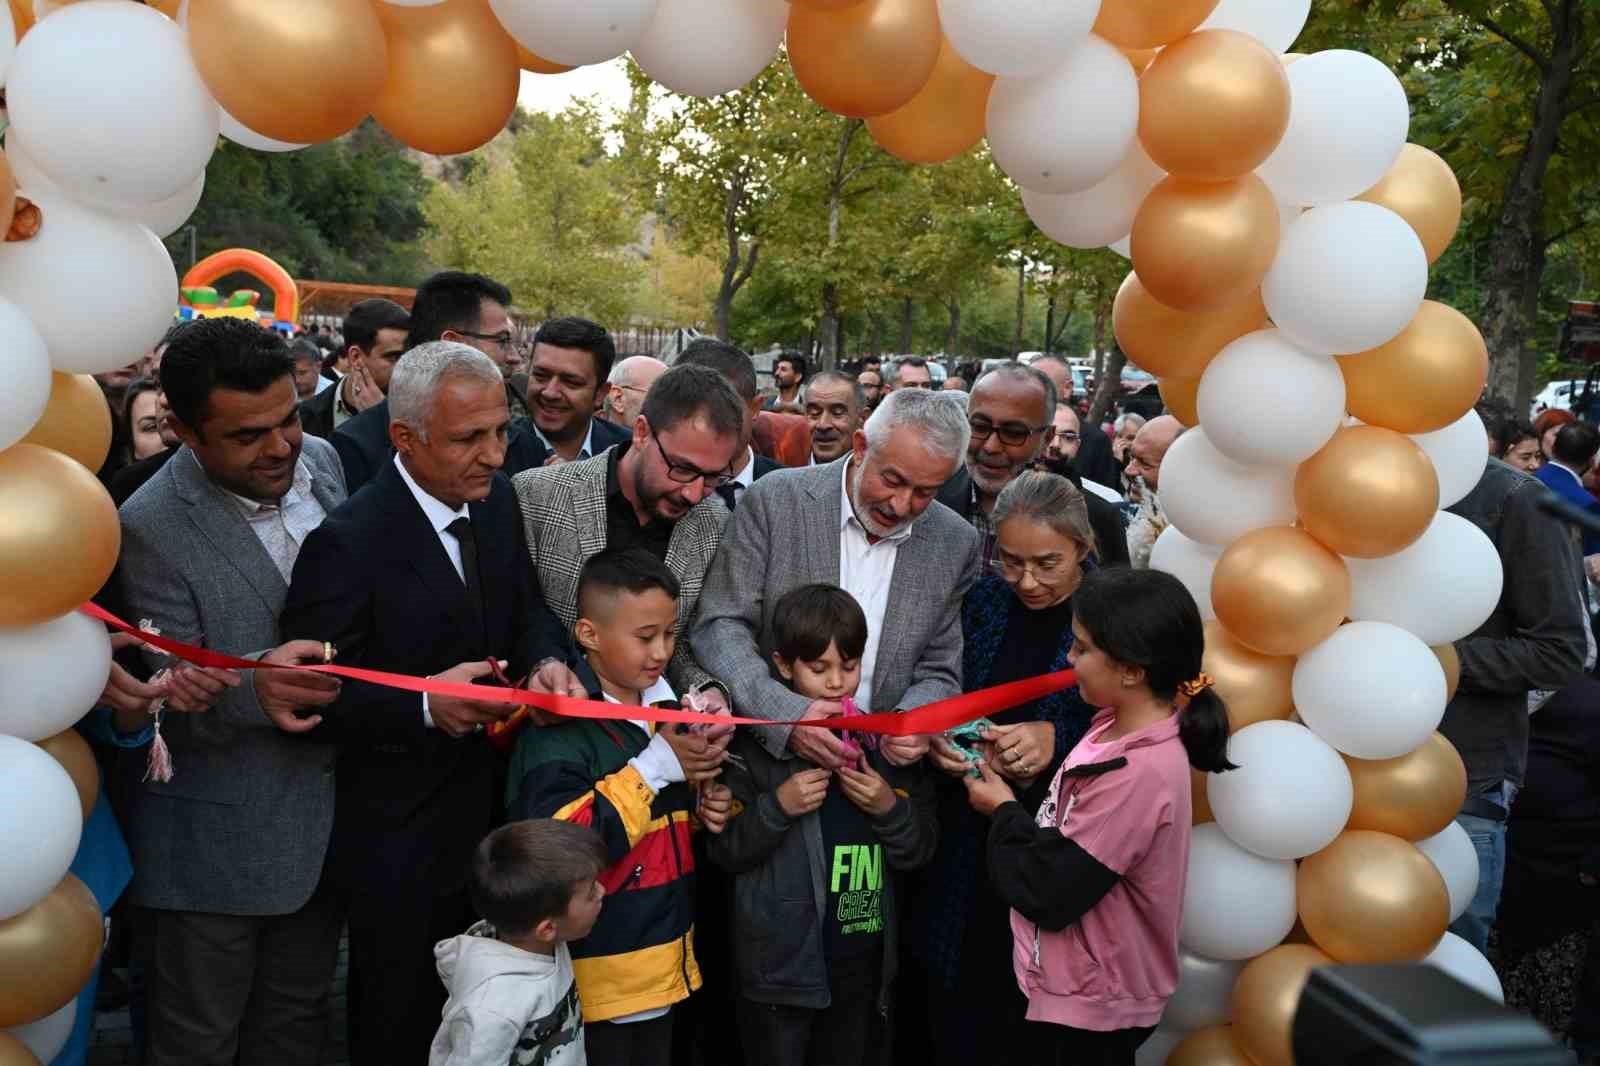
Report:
1532,379,1584,419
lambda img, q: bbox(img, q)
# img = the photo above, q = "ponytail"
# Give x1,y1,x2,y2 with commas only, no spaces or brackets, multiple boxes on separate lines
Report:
1180,689,1236,774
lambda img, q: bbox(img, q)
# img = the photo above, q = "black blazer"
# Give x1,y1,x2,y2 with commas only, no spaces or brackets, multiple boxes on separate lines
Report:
753,453,782,480
501,414,632,477
1073,421,1124,494
330,398,392,494
280,460,573,894
936,465,1130,569
297,382,341,440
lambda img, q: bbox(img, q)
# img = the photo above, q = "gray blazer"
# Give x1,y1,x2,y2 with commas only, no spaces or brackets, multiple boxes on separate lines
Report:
116,437,347,916
691,457,980,757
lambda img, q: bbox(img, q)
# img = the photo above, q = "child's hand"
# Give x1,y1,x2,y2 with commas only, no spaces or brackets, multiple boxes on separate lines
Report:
776,768,832,818
929,736,978,778
837,762,896,816
962,757,1016,817
663,728,728,784
881,733,929,767
698,783,733,834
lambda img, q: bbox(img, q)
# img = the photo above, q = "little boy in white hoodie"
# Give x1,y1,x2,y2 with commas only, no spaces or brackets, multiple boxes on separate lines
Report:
431,819,608,1066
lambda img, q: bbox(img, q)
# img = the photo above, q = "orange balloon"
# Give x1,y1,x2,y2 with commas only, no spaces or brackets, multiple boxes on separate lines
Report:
1160,375,1201,426
1295,426,1440,558
1357,144,1462,264
1433,643,1461,701
1094,0,1221,48
37,729,99,822
0,875,102,1027
1139,30,1290,181
1131,175,1280,312
1122,47,1160,74
1192,766,1215,824
19,373,113,472
1340,301,1488,434
189,0,387,144
1168,1025,1254,1066
0,444,120,627
514,43,575,75
0,150,15,239
1232,944,1335,1066
1114,272,1266,379
791,0,869,7
866,38,994,164
1345,733,1468,841
374,0,521,156
1202,618,1295,730
0,1035,39,1066
1298,830,1450,963
787,0,942,118
1212,526,1350,657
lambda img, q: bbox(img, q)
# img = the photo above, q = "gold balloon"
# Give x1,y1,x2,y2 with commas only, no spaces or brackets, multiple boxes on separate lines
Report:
866,38,994,164
1295,426,1440,559
38,729,99,822
1202,618,1295,730
189,0,387,144
1169,1025,1254,1066
1233,945,1336,1066
1357,144,1463,264
1298,830,1450,964
373,0,521,156
1131,175,1281,312
1193,766,1215,824
1122,47,1160,74
787,0,942,119
1115,273,1267,381
1433,643,1461,701
791,0,868,7
1139,30,1290,182
0,1035,40,1066
0,150,15,239
1160,376,1202,426
1094,0,1221,49
1212,526,1350,657
1340,301,1488,435
19,373,113,472
0,875,102,1027
0,444,121,627
1345,733,1468,842
514,43,575,75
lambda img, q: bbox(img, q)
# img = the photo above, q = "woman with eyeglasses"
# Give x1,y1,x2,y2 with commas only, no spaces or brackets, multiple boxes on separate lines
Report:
906,471,1101,1066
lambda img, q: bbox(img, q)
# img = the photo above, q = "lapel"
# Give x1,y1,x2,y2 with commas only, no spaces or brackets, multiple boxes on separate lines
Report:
572,457,610,560
169,448,287,612
804,459,845,586
376,460,476,628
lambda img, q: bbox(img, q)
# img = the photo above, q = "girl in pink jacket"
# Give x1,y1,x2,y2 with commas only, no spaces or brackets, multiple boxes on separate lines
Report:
962,567,1235,1066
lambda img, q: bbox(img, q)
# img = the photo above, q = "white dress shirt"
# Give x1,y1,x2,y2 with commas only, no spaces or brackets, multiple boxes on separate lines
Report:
732,447,757,489
213,452,326,584
532,419,598,462
836,458,914,710
394,454,471,727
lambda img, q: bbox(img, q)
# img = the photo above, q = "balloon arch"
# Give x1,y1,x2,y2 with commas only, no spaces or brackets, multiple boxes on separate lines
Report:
0,1,1498,1062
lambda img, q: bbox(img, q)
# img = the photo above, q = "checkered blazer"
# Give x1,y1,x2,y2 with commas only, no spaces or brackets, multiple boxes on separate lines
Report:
512,447,728,694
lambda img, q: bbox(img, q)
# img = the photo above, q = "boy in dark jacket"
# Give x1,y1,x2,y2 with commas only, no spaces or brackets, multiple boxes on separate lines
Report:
707,584,938,1066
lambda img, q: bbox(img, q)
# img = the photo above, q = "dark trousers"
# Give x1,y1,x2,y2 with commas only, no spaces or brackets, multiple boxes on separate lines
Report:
587,1009,677,1066
737,963,883,1066
344,886,474,1066
136,882,342,1066
1023,1022,1154,1066
673,840,742,1066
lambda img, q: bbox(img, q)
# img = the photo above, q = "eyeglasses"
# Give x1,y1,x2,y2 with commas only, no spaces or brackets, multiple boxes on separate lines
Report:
970,417,1052,447
1055,431,1080,443
456,329,515,351
991,554,1073,583
650,424,734,489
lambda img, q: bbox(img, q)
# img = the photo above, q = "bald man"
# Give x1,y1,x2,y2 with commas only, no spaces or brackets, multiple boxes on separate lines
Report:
1126,415,1186,569
603,355,667,427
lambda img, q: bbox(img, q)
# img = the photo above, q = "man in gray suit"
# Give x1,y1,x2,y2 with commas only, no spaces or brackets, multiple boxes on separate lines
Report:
118,317,349,1066
693,388,980,770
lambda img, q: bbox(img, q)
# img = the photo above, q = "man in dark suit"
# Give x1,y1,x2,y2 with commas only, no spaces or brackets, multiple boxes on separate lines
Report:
297,299,409,440
1537,420,1600,557
332,272,522,492
1032,355,1123,490
282,341,584,1066
675,337,782,511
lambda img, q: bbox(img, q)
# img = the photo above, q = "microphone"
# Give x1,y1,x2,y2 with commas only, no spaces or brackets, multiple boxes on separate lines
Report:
1536,490,1600,537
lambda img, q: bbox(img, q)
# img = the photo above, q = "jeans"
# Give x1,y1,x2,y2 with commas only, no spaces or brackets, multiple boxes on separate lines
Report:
1450,781,1518,954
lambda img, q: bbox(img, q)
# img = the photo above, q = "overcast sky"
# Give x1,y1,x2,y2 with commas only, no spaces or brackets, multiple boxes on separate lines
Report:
517,59,634,119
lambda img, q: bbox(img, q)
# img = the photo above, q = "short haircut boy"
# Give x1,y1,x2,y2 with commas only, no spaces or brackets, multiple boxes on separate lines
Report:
469,820,606,937
576,548,682,622
770,583,869,665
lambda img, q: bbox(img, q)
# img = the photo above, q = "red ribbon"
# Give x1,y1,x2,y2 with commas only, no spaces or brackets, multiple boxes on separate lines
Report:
81,602,1076,736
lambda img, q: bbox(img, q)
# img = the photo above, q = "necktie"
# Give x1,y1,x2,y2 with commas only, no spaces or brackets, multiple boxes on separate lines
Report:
445,516,486,641
717,482,743,510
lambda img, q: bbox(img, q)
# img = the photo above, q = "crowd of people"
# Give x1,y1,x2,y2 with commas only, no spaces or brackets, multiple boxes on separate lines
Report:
62,268,1599,1066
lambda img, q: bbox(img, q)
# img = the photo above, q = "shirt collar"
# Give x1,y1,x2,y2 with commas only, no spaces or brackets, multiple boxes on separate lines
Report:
393,452,469,534
203,450,313,516
838,456,915,543
1551,460,1586,483
733,447,757,489
533,418,596,462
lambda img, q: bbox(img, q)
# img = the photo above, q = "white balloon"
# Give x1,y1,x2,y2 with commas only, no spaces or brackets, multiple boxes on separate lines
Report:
986,35,1138,195
631,0,785,98
1347,513,1504,645
1196,0,1310,52
220,107,308,154
1411,410,1489,508
6,998,77,1063
937,0,1102,79
1424,932,1503,1003
1416,822,1478,923
0,611,115,744
7,1,217,208
1263,202,1428,355
1136,1026,1189,1066
1149,526,1220,620
490,0,660,66
0,2,14,88
1160,427,1297,545
0,297,54,453
1255,50,1409,206
1208,720,1353,860
7,129,204,239
0,734,83,920
1293,622,1447,760
0,193,178,375
1023,141,1163,249
1197,329,1345,468
1180,822,1299,960
1163,952,1245,1031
